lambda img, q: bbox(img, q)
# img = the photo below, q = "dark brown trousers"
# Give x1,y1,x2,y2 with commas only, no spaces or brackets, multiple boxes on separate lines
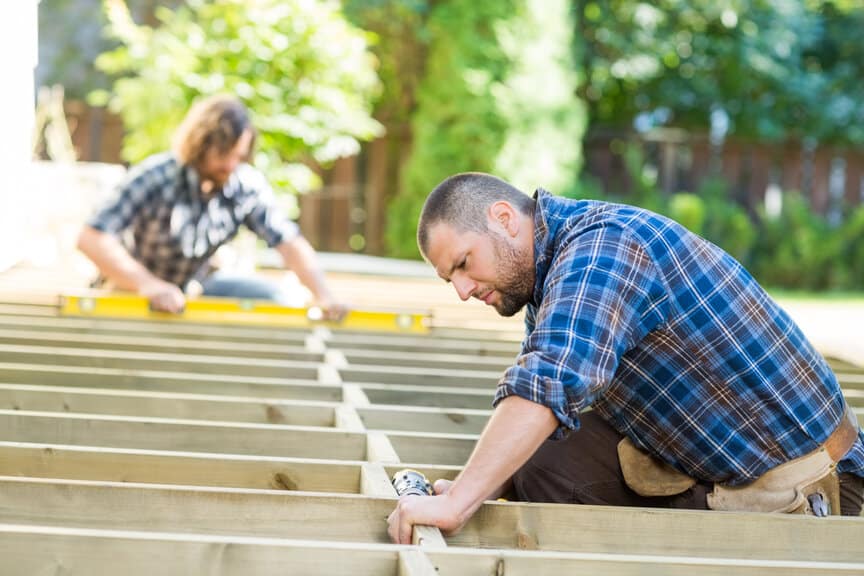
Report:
511,411,864,516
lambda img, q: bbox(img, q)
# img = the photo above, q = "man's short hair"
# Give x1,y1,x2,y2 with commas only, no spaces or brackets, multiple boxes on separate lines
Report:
172,94,256,166
417,172,535,258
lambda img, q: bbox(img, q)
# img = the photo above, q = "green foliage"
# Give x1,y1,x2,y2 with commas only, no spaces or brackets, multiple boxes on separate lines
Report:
91,0,382,193
580,0,864,145
750,193,841,290
385,0,585,258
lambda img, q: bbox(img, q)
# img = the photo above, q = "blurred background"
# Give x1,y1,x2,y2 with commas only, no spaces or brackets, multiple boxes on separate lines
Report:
5,0,864,294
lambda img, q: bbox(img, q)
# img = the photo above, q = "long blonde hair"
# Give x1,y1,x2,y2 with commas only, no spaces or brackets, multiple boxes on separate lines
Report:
171,95,256,166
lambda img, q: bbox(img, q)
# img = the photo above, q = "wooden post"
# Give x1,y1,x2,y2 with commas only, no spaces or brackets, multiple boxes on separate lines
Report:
844,151,863,208
811,146,832,215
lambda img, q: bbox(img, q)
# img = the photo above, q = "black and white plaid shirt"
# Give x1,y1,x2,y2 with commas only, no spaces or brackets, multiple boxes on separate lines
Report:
88,152,299,289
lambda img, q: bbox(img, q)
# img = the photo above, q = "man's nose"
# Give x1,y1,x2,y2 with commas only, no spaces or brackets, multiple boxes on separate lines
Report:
452,275,475,301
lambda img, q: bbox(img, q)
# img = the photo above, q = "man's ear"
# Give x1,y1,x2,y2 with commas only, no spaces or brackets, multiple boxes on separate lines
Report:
489,201,519,237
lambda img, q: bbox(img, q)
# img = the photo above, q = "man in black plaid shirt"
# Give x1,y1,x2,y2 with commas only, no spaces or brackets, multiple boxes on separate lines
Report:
77,95,344,315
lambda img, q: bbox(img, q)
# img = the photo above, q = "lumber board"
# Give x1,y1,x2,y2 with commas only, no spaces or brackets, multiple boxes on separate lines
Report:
2,477,863,563
362,383,493,410
342,348,510,372
386,432,478,466
0,442,364,492
0,410,366,460
0,328,320,360
0,525,402,576
0,313,310,344
328,332,519,357
1,525,860,576
0,343,320,378
358,405,490,434
341,364,499,388
0,362,342,400
0,383,336,425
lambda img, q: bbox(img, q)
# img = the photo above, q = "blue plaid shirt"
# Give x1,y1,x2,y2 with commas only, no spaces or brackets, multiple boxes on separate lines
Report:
494,190,864,485
88,152,299,289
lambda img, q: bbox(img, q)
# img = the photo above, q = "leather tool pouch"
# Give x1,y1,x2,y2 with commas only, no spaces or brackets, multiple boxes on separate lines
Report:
707,448,841,515
617,437,696,497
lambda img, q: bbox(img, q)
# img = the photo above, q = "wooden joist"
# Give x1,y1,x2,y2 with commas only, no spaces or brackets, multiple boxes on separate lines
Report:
6,525,861,576
1,476,862,563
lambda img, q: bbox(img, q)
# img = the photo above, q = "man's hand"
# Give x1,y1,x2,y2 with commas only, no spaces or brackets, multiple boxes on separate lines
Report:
139,279,186,313
387,484,465,544
319,299,349,322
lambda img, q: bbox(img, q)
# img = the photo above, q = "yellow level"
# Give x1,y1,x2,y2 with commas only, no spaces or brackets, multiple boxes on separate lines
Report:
58,292,431,334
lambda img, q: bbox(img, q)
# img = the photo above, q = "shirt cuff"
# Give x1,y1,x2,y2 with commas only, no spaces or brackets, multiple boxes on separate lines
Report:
492,365,581,439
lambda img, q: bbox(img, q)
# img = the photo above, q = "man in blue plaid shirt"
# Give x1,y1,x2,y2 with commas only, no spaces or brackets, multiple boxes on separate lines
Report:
77,95,343,316
388,172,864,543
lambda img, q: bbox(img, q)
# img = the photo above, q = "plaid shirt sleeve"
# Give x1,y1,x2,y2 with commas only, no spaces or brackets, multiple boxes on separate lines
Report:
494,225,668,437
234,165,300,248
87,157,169,235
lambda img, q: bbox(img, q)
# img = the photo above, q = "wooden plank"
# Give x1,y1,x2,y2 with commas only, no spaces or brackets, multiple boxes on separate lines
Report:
10,526,858,576
449,499,864,561
0,442,363,492
342,348,510,372
2,477,863,562
0,327,320,360
0,362,342,400
0,525,402,576
427,549,864,575
367,432,401,463
0,411,366,460
341,365,499,388
327,328,519,358
386,433,477,466
0,344,320,378
362,384,492,410
0,313,310,344
358,405,490,434
0,383,336,425
398,549,438,575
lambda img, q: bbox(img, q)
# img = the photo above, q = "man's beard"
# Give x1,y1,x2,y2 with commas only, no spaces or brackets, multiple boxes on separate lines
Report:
490,234,534,317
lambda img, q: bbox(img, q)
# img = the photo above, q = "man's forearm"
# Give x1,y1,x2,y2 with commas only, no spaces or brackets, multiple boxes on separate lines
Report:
77,226,159,291
275,237,334,305
387,395,558,543
442,396,558,523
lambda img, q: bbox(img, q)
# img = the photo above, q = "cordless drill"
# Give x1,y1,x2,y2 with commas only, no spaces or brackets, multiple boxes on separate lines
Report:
391,469,434,497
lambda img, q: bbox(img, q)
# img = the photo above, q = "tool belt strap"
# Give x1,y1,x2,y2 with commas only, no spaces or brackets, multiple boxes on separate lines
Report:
707,405,859,513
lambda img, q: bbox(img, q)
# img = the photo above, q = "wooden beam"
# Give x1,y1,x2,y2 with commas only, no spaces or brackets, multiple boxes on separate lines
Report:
0,411,366,460
2,477,863,562
0,362,343,400
386,432,477,467
362,383,492,410
341,365,499,388
358,405,490,434
0,442,363,492
1,524,859,576
329,332,519,357
0,383,336,426
0,313,310,344
0,525,402,576
342,348,510,372
0,344,320,378
450,499,864,562
0,328,320,360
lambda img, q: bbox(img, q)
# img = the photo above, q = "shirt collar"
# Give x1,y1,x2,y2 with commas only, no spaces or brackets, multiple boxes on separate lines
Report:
182,162,237,200
531,188,556,307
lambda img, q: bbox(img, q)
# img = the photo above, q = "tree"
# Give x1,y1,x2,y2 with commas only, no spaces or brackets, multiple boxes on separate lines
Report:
91,0,383,194
579,0,864,145
385,0,585,258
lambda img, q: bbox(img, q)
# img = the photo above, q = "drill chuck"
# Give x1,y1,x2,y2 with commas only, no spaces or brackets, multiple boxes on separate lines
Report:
391,469,433,497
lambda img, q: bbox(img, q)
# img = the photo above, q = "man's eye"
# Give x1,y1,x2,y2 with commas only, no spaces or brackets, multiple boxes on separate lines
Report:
458,258,466,270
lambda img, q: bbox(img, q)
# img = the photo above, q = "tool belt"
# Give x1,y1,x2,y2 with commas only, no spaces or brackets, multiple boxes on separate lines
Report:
618,405,859,515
